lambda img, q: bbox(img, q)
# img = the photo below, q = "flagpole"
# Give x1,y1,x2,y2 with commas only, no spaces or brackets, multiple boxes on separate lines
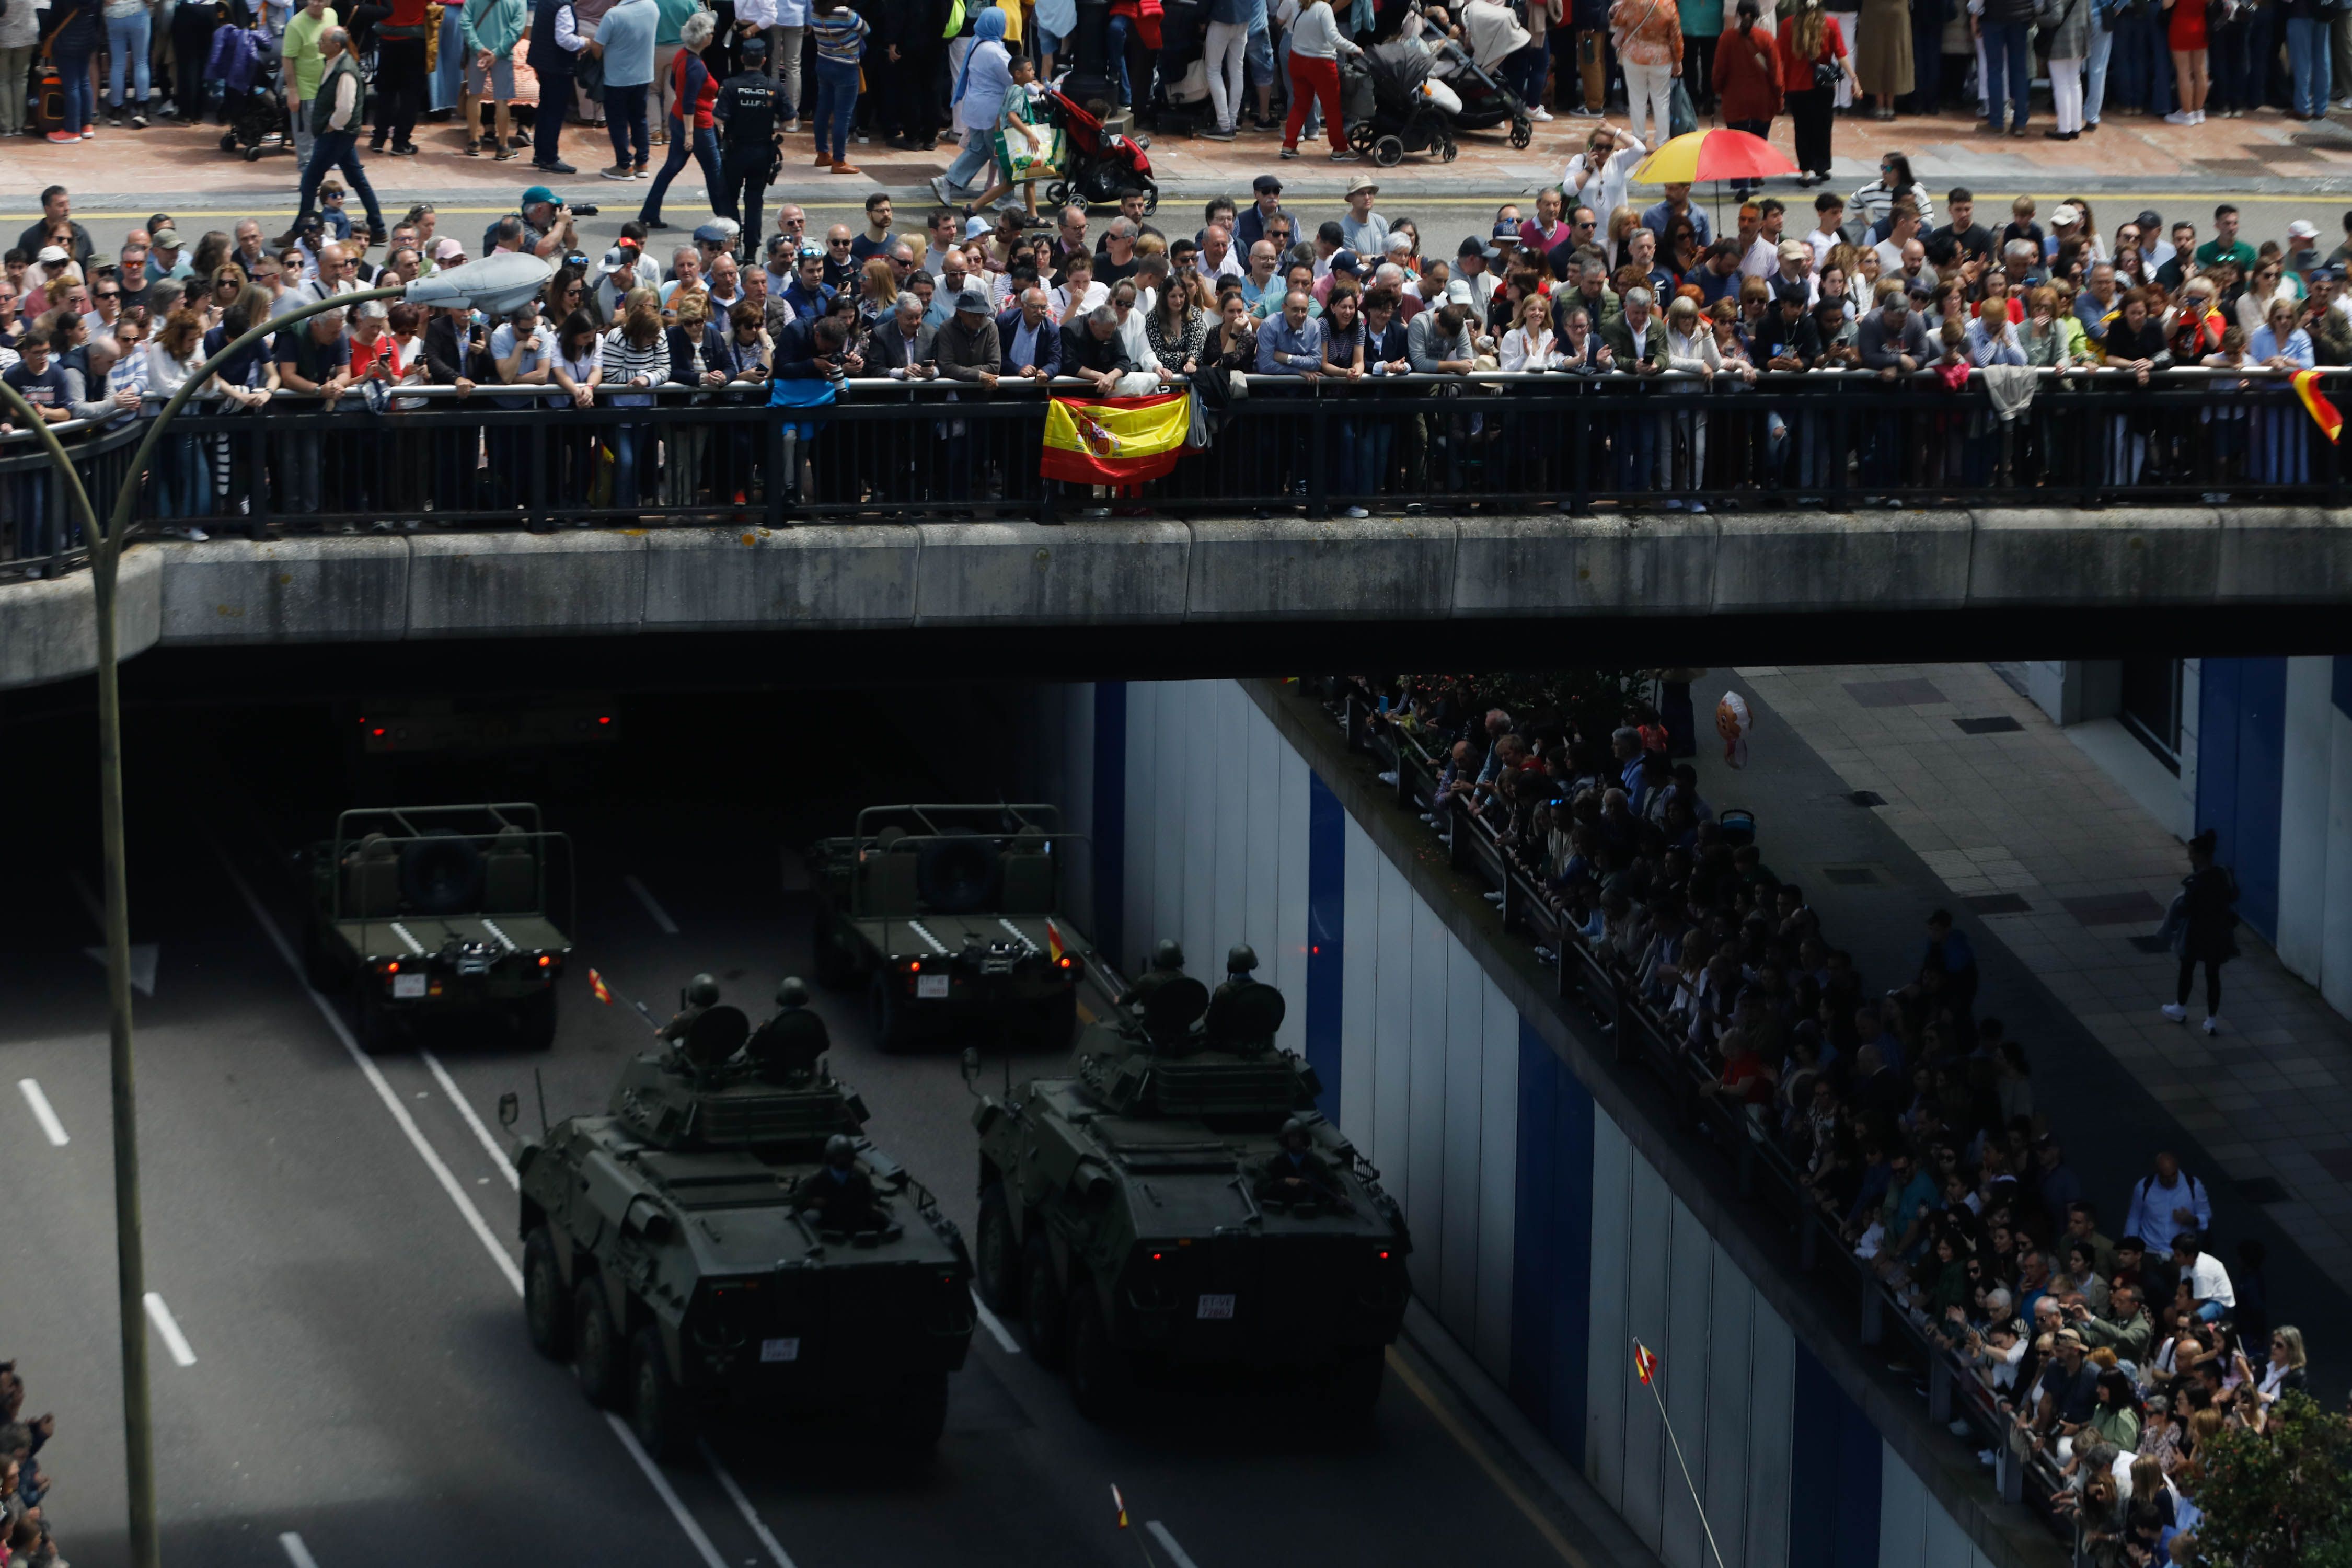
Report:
1636,1340,1730,1568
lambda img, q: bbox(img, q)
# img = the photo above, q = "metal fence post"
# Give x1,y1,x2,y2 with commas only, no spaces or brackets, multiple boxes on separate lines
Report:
1446,797,1473,873
1928,1355,1953,1423
1307,395,1329,520
1859,1275,1884,1347
1996,1443,2023,1505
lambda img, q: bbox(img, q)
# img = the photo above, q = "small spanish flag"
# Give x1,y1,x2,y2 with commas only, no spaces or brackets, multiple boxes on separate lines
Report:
1634,1341,1660,1386
589,968,613,1006
1041,393,1192,485
2292,369,2343,444
1111,1484,1129,1530
1045,918,1067,964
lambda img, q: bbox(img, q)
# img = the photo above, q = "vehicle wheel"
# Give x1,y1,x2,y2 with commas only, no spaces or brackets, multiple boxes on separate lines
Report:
1509,116,1532,149
629,1324,691,1458
1065,1283,1135,1423
975,1182,1021,1313
244,144,262,160
1327,1347,1386,1421
573,1276,623,1407
875,1370,950,1452
518,986,558,1052
1045,180,1070,209
524,1228,571,1359
1374,134,1405,168
812,919,857,990
1021,1228,1065,1368
1347,120,1377,153
1032,988,1078,1052
869,972,913,1053
1438,136,1459,164
303,921,346,992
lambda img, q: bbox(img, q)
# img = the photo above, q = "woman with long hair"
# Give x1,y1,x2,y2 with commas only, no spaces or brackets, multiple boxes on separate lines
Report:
550,309,604,515
601,287,670,514
1498,290,1559,371
143,306,213,528
857,254,900,331
1146,273,1212,377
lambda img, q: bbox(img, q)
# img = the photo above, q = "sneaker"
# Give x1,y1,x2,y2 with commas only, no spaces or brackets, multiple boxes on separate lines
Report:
782,118,799,133
2164,109,2195,124
393,142,421,155
1280,145,1300,157
1204,125,1236,140
601,162,635,179
1329,148,1359,162
633,162,650,178
45,130,76,144
1949,1419,1973,1437
1344,504,1368,517
1977,1449,1999,1469
465,136,482,155
533,158,577,173
929,174,954,203
105,108,121,126
81,125,95,138
2203,1016,2221,1035
2161,1002,2188,1022
1687,501,1708,513
130,109,148,129
1529,106,1553,121
2338,96,2352,109
1570,104,1602,118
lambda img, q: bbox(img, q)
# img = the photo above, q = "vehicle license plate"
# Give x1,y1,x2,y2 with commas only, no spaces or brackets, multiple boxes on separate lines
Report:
917,974,951,999
392,973,428,999
1196,1294,1236,1320
760,1338,801,1363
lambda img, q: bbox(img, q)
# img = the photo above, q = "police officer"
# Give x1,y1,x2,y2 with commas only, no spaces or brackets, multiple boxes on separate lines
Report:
713,34,783,246
748,976,831,1079
1117,938,1186,1008
795,1134,884,1229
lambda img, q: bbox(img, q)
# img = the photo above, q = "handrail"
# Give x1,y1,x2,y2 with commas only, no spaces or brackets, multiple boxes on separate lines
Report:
1321,678,2088,1560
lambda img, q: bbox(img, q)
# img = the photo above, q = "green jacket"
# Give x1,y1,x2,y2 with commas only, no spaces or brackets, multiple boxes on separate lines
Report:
2078,1306,2152,1367
461,0,528,60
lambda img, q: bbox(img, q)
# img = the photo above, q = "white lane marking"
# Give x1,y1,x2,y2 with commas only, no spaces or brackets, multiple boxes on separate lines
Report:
17,1079,68,1146
607,1414,727,1568
388,922,426,957
144,1293,198,1367
218,854,525,1297
971,1289,1022,1355
480,918,518,953
906,920,949,955
1146,1521,1201,1568
997,918,1039,954
698,1437,800,1568
279,1531,320,1568
624,875,681,936
421,1051,522,1191
223,845,785,1568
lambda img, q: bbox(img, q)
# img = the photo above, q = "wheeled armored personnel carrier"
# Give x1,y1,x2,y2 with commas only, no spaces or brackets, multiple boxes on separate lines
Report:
968,956,1411,1421
302,802,572,1050
805,803,1087,1052
506,985,976,1455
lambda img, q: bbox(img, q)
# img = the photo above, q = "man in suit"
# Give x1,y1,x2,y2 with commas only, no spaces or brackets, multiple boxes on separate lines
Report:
1599,286,1667,492
869,293,937,375
996,286,1062,380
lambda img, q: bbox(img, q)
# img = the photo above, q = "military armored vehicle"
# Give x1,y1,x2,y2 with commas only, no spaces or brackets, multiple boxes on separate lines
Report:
302,803,573,1051
805,804,1086,1052
968,949,1411,1422
506,982,975,1456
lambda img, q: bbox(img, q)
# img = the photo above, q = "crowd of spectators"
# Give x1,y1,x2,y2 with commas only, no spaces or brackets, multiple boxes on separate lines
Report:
0,1365,63,1568
1351,672,2320,1563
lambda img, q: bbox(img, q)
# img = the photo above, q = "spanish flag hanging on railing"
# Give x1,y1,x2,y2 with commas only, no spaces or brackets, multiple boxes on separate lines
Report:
1041,391,1192,483
2293,369,2343,444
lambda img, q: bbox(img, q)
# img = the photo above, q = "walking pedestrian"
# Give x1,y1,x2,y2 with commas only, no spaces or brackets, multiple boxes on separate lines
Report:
283,27,389,247
1277,0,1362,161
714,32,785,233
641,9,721,226
2158,828,2239,1036
932,5,1007,198
525,0,587,170
1610,0,1682,148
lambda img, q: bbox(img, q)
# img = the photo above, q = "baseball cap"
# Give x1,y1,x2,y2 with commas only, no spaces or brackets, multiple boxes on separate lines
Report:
954,283,991,314
2135,209,2164,234
1252,174,1284,195
1456,236,1488,259
693,221,733,246
433,237,466,260
149,224,183,250
36,245,68,264
597,245,631,275
2288,218,2321,241
521,185,558,209
1491,221,1520,243
1330,248,1361,277
2051,204,2080,227
1778,239,1808,262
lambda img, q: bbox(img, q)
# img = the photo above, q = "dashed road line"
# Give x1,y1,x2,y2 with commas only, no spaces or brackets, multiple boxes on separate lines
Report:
608,1415,727,1568
699,1437,800,1568
278,1531,320,1568
17,1079,68,1146
144,1293,198,1367
1145,1521,1201,1568
624,874,681,935
421,1051,521,1190
971,1290,1022,1355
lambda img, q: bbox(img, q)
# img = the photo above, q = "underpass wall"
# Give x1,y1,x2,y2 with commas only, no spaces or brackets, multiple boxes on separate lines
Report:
1043,678,2013,1568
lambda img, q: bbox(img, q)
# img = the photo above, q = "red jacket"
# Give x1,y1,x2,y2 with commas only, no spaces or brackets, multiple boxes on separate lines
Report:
1711,22,1782,121
670,48,717,129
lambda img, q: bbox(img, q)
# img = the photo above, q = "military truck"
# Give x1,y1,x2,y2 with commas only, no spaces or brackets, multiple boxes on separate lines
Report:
302,803,573,1051
505,984,976,1455
967,954,1412,1422
805,804,1087,1052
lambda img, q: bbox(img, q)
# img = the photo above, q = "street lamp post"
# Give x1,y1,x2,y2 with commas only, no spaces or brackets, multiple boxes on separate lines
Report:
0,252,552,1568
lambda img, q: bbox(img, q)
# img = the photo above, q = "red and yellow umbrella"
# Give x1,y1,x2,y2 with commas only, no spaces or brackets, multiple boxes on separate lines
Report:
1629,129,1796,185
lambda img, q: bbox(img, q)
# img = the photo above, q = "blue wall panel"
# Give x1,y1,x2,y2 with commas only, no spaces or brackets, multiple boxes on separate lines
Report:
2198,658,2289,940
1509,1023,1594,1465
1790,1343,1883,1568
2335,655,2352,721
1306,771,1345,1118
1091,681,1127,970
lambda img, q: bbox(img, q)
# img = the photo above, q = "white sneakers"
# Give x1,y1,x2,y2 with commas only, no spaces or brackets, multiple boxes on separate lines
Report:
2161,1002,2188,1022
2164,109,2196,125
1528,106,1553,122
2204,1016,2222,1036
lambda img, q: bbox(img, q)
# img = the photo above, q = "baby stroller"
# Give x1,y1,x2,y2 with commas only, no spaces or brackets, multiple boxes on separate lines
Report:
207,17,293,158
1040,87,1159,213
1344,14,1528,166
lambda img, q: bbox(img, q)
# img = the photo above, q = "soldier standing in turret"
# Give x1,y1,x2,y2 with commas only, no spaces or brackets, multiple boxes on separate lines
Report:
794,1134,885,1228
1117,939,1186,1008
658,973,722,1057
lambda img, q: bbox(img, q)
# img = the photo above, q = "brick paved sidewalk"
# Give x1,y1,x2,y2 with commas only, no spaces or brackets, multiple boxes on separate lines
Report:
1739,660,2352,1296
12,95,2352,210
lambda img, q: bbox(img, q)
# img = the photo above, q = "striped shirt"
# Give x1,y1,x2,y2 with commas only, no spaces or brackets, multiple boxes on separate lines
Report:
601,327,670,407
811,7,868,64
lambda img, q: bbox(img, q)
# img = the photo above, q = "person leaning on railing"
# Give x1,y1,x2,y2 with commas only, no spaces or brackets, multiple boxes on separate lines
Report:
601,289,672,516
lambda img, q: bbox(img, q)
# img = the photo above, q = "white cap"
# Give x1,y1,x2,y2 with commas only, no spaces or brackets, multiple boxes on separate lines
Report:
2050,204,2080,227
2287,218,2320,241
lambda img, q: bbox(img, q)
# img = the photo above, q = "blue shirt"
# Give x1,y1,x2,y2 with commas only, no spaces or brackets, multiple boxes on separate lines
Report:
1256,312,1324,374
1642,200,1711,250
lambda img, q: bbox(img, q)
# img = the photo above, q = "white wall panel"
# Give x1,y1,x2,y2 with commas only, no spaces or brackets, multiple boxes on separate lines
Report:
1879,1441,1928,1568
1701,1247,1755,1568
1180,682,1221,971
1661,1197,1717,1568
1623,1152,1674,1554
1405,897,1451,1303
1440,942,1486,1336
1212,682,1252,975
1586,1104,1633,1510
2327,705,2352,1018
1743,1294,1797,1568
1474,975,1520,1382
1122,681,1158,974
1372,854,1415,1215
1340,815,1379,1140
1272,737,1312,1037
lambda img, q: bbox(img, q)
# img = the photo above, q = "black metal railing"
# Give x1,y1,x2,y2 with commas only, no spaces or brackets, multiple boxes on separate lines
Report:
6,367,2344,581
1315,676,2090,1561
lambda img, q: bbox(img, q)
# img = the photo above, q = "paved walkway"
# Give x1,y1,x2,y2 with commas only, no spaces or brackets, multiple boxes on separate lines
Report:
11,96,2352,212
1737,660,2352,1297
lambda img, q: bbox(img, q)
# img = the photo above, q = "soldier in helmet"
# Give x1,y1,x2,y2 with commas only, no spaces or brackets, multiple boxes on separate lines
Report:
794,1133,885,1229
1202,943,1284,1052
747,977,831,1079
658,973,723,1052
1116,938,1187,1009
1253,1117,1344,1207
